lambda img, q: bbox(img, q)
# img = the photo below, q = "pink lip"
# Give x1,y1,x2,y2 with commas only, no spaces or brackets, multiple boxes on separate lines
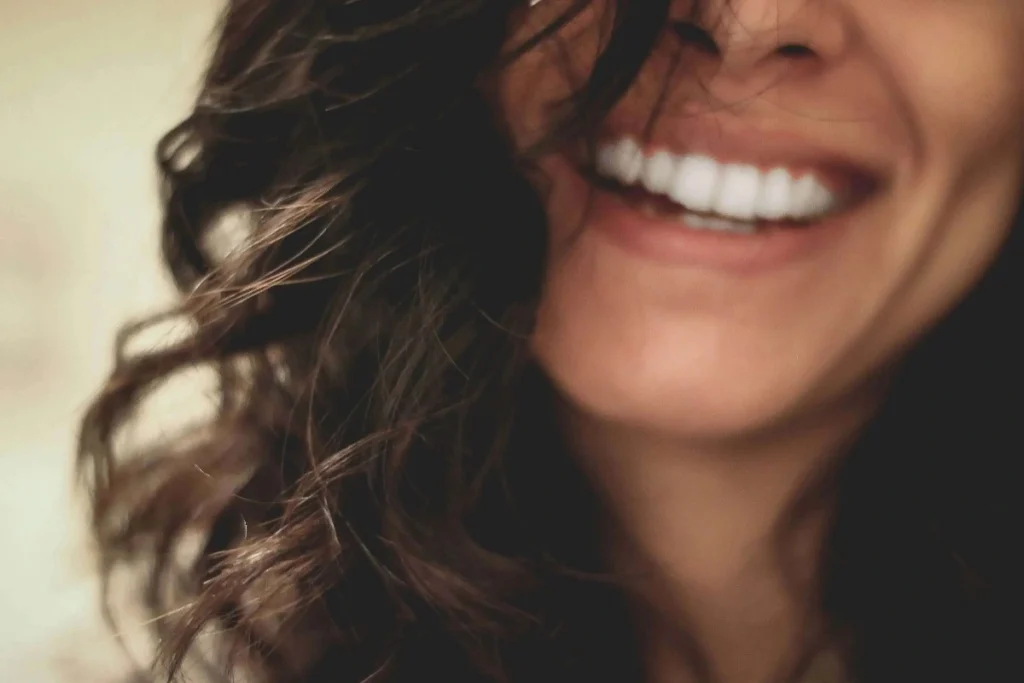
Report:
551,154,873,275
593,192,845,274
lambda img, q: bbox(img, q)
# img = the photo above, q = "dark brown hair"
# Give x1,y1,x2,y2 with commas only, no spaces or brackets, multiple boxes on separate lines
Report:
78,1,1023,682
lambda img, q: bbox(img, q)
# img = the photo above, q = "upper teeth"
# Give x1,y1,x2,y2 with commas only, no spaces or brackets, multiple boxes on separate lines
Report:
595,138,842,222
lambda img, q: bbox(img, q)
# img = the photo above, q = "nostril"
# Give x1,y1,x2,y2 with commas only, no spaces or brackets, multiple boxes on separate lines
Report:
776,43,815,59
671,21,720,56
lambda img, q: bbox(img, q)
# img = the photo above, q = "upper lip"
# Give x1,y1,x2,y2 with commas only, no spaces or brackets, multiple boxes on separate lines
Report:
594,117,890,196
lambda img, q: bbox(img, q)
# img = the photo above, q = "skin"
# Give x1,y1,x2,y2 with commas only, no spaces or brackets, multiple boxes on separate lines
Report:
497,1,1024,681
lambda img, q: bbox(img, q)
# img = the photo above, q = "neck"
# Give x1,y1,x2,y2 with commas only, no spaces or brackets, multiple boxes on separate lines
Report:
565,396,879,683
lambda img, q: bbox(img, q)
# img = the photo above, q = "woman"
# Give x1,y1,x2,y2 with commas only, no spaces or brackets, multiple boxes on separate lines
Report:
79,1,1024,682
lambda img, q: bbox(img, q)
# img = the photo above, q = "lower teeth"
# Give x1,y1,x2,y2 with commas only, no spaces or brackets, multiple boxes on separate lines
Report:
639,203,759,233
681,211,757,234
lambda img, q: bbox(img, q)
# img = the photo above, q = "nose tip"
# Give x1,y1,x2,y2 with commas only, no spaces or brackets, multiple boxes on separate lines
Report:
677,0,845,76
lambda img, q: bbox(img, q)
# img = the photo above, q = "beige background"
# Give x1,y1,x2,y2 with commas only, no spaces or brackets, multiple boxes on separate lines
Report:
0,2,219,679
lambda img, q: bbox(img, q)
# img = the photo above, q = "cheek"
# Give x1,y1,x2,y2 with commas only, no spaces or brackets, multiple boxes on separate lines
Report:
827,5,1024,373
877,4,1024,175
884,11,1024,329
495,0,612,148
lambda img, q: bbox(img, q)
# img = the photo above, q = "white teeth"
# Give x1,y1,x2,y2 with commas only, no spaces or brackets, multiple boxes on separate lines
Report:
755,168,794,221
714,164,761,221
595,139,845,223
789,174,837,220
669,155,719,213
640,150,676,195
596,137,644,185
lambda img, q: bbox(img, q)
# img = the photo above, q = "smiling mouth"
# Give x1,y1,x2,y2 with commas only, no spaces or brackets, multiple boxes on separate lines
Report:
589,137,882,234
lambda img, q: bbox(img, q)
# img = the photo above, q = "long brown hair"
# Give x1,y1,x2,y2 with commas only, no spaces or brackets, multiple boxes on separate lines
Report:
78,1,1023,682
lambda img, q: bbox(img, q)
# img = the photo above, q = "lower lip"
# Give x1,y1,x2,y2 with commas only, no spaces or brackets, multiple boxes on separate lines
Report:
563,165,854,274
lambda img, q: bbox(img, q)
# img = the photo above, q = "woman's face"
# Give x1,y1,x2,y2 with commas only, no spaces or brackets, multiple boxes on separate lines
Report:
498,0,1024,440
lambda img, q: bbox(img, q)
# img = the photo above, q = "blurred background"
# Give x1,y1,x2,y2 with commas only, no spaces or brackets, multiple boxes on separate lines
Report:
1,2,219,679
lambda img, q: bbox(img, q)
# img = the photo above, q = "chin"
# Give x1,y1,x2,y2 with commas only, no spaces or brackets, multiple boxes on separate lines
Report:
532,318,826,443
